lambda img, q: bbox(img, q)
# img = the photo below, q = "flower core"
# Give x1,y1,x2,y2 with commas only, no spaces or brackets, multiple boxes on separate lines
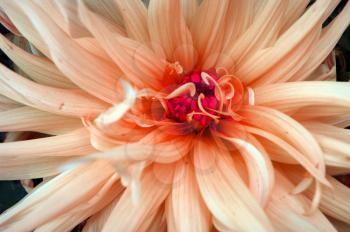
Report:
166,70,219,128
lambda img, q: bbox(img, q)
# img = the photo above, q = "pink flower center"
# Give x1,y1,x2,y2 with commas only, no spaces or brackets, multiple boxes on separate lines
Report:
166,70,220,128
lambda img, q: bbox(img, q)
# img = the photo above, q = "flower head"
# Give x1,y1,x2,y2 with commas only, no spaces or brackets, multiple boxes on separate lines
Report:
0,0,350,231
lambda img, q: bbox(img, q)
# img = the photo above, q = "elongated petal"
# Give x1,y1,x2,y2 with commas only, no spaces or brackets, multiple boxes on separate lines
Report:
238,123,328,184
237,0,331,83
115,0,149,43
74,37,112,62
280,0,309,33
291,0,350,81
37,0,125,38
223,0,287,70
67,129,192,165
190,0,229,68
255,82,350,112
101,164,174,231
319,177,350,224
194,136,273,231
0,128,94,158
0,161,115,231
0,64,109,117
250,26,319,85
36,178,123,232
286,166,350,224
82,191,124,232
0,1,50,56
0,34,75,88
0,95,21,112
83,0,124,27
148,0,195,70
143,206,167,232
267,169,336,232
0,106,81,135
0,129,96,179
167,160,211,232
302,122,350,143
240,106,326,175
222,0,255,50
78,0,165,89
0,8,20,35
216,125,275,206
306,128,350,171
45,0,91,38
180,0,198,26
7,1,124,104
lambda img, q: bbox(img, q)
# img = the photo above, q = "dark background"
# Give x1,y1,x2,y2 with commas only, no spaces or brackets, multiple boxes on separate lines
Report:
0,1,349,231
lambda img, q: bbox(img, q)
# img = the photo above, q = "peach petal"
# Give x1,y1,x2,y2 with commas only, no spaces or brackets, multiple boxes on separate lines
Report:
0,106,81,135
193,136,273,231
267,169,336,232
115,0,149,43
148,0,195,70
0,34,75,88
0,161,116,231
166,160,211,232
101,164,174,231
8,1,125,104
0,64,109,117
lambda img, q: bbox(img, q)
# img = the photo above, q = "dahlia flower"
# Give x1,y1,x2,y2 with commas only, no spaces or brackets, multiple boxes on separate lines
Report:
0,0,350,231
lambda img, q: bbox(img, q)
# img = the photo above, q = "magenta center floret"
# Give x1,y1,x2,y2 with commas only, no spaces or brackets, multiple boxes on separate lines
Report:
166,70,219,128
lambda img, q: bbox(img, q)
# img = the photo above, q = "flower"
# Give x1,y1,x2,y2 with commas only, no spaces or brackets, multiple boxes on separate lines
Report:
0,0,350,231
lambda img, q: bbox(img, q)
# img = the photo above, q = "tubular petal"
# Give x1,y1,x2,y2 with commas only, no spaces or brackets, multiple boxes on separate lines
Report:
180,0,198,26
240,106,326,175
0,8,20,35
216,128,275,206
82,190,125,232
115,0,149,43
0,95,21,112
143,206,167,232
0,1,50,56
222,0,255,50
0,34,75,88
237,0,331,83
10,0,124,104
0,162,114,231
148,0,195,71
266,169,336,232
74,37,114,63
83,0,124,27
66,129,192,166
0,64,109,117
193,136,273,232
0,106,81,135
167,160,211,232
34,0,91,38
290,0,350,81
190,0,229,68
78,0,165,89
302,122,350,143
95,80,136,127
0,128,96,179
0,161,116,231
285,166,350,224
250,26,320,86
239,124,328,185
254,82,350,112
101,164,174,231
224,0,287,70
279,0,309,34
35,177,123,232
